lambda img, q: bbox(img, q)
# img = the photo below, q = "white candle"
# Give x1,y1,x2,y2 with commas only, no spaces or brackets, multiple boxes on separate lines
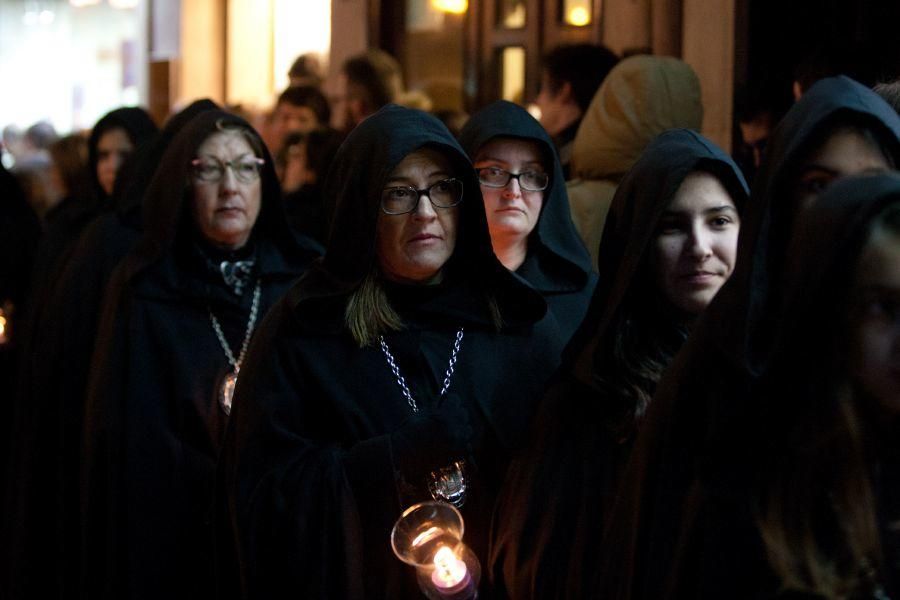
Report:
431,546,470,591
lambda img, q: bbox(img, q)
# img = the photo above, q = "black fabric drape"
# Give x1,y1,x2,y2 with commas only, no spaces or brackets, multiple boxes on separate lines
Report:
487,129,749,599
216,104,556,599
3,100,218,600
80,109,322,599
596,76,900,600
458,100,597,352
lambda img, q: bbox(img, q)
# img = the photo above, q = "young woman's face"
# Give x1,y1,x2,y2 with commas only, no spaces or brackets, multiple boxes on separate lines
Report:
473,138,546,243
851,226,900,414
653,172,740,315
376,148,460,284
190,131,263,250
793,127,892,210
96,127,134,196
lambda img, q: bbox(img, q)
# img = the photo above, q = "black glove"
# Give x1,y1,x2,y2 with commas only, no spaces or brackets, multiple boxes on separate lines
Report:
390,393,474,481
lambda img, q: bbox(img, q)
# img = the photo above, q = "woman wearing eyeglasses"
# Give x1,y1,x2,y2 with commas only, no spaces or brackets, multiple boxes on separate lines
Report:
459,100,596,353
215,105,557,599
79,110,322,599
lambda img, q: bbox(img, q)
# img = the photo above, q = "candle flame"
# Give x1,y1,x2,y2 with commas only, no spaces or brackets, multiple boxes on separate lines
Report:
432,546,467,588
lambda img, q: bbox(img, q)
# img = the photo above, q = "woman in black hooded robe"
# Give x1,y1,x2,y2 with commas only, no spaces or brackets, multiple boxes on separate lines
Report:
2,100,219,600
597,76,900,600
487,129,748,599
457,100,596,354
659,173,900,598
215,105,557,599
80,110,322,599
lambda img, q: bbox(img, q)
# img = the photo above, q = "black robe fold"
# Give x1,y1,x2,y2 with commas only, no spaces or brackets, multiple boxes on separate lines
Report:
3,100,219,600
216,104,556,599
80,109,322,599
458,100,597,353
597,76,900,600
487,129,749,599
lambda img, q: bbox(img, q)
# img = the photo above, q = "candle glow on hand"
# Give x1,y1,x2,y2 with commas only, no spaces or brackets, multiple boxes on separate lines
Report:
431,546,468,589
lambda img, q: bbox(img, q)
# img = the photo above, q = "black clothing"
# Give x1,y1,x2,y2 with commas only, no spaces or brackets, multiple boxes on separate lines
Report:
3,101,218,600
216,104,554,599
283,181,330,245
552,119,580,180
664,174,900,597
597,76,900,600
80,110,321,599
458,100,597,352
488,129,749,599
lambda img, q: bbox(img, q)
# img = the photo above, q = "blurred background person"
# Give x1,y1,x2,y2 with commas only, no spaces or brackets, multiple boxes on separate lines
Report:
267,85,331,160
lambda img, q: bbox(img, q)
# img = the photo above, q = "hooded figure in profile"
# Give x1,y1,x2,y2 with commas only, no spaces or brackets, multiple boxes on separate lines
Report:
80,110,321,599
597,76,900,600
488,129,748,599
215,105,559,599
458,100,596,354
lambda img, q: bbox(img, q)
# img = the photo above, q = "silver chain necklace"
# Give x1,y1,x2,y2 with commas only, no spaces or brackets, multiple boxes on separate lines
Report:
378,327,468,507
209,279,261,415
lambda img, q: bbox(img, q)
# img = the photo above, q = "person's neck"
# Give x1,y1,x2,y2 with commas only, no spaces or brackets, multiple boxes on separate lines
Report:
548,105,582,138
382,269,445,286
492,234,528,271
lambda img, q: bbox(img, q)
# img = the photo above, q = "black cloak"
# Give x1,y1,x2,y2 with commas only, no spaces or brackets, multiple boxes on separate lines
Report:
487,129,749,599
216,104,556,599
80,110,322,599
3,101,219,600
659,173,900,598
596,76,900,600
457,100,597,351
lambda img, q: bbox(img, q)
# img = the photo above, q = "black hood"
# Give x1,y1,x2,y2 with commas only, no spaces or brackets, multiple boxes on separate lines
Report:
115,99,220,224
287,104,545,325
568,128,748,380
119,109,319,285
87,106,158,200
458,100,594,292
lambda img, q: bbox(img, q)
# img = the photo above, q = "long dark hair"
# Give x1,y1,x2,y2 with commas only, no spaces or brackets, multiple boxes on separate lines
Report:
755,201,900,598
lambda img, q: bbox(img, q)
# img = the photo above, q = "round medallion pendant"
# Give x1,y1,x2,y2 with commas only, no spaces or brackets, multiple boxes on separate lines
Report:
428,460,467,508
220,371,238,415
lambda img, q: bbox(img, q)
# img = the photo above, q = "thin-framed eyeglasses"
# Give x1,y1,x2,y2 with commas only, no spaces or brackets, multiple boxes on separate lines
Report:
191,156,265,183
380,178,464,215
476,166,549,192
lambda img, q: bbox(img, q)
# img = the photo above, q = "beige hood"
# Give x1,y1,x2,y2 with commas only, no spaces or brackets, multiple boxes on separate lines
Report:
570,55,703,181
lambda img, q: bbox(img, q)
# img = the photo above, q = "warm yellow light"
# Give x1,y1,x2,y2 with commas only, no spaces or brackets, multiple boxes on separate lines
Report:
431,0,468,15
431,546,468,588
566,6,591,26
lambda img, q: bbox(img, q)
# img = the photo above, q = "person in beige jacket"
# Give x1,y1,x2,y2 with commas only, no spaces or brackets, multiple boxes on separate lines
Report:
567,55,703,266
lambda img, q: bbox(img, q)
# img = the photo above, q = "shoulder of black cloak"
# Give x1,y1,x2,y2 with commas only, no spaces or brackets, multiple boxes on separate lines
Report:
114,99,220,226
561,129,748,380
0,163,40,307
285,103,546,328
705,75,900,376
458,100,594,293
114,109,320,299
87,106,159,200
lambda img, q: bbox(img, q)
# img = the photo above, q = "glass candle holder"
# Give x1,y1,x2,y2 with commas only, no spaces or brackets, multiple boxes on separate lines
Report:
391,501,481,600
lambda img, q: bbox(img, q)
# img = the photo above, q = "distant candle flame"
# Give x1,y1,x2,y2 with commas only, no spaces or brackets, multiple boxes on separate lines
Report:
431,0,468,15
566,6,590,26
432,546,467,588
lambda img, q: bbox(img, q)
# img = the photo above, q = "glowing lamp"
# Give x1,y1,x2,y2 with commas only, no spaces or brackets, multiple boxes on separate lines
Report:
566,6,591,26
392,502,480,599
431,0,468,15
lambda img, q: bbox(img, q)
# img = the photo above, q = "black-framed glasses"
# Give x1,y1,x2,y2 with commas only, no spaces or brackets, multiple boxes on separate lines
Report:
476,167,549,191
380,178,464,215
191,157,265,183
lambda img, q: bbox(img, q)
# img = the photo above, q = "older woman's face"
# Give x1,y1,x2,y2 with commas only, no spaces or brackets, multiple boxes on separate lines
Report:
191,131,262,250
376,148,460,284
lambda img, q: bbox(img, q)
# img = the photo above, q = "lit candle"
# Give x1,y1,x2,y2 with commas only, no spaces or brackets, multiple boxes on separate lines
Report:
430,546,475,598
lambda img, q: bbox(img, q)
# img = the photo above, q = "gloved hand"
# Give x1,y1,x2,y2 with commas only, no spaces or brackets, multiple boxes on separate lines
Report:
390,393,474,481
